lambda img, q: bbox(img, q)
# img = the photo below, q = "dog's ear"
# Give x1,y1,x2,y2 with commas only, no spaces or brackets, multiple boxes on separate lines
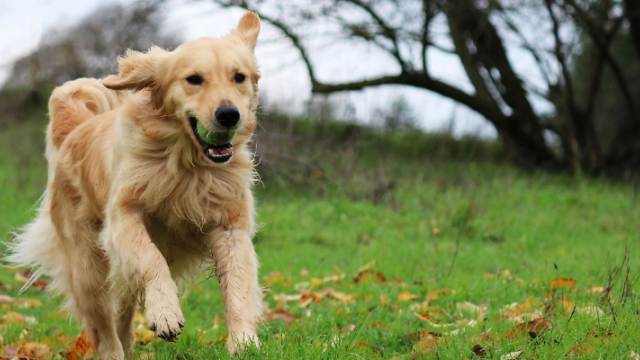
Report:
102,47,166,91
235,12,260,51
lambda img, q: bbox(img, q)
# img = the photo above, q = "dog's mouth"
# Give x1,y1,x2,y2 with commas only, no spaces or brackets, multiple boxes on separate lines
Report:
189,117,234,163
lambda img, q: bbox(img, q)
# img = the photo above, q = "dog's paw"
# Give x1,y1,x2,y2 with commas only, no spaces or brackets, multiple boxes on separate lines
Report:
227,332,259,356
145,295,185,342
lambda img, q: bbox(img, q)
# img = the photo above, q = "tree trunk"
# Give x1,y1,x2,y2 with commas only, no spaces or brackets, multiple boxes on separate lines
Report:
443,0,561,170
625,0,640,59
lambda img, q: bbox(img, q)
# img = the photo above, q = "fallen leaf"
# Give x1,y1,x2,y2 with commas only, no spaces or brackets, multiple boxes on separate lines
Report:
630,350,640,360
299,292,322,307
0,295,15,304
503,318,552,340
566,329,612,357
76,330,94,357
321,288,356,303
587,286,610,295
263,309,297,327
425,288,439,302
61,347,83,360
1,311,36,324
550,278,576,290
576,306,605,318
2,345,17,357
398,290,418,302
562,297,576,313
500,349,524,360
39,328,78,349
472,344,491,358
136,327,155,345
412,332,443,355
457,301,486,317
17,342,53,359
380,294,390,305
135,312,146,324
501,296,543,322
263,271,291,287
15,298,43,309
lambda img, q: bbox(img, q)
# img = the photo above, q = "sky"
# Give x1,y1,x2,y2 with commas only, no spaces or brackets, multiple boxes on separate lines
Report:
0,0,554,138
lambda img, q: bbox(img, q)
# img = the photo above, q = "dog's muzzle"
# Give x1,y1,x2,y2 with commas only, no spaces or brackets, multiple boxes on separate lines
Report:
189,117,234,163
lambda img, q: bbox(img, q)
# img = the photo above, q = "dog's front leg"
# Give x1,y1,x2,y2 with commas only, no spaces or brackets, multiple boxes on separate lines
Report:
104,206,185,342
210,226,262,355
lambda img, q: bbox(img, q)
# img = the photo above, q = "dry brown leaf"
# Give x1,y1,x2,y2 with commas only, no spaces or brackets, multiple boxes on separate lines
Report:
550,278,576,290
380,294,390,305
587,286,610,295
500,349,524,360
502,318,552,340
135,312,146,324
412,332,443,356
398,290,418,302
263,309,297,327
61,346,83,360
39,330,78,350
321,288,356,303
501,296,543,322
0,295,15,304
425,288,439,302
76,330,95,358
472,344,491,358
1,311,36,325
17,342,53,359
565,329,613,357
353,269,387,284
136,327,155,345
576,306,605,318
566,343,593,356
2,345,17,357
263,271,291,287
299,293,322,307
15,298,43,309
457,302,486,319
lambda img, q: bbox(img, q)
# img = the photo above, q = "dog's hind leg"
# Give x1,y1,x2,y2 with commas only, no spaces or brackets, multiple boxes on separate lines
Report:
65,227,124,360
115,290,139,356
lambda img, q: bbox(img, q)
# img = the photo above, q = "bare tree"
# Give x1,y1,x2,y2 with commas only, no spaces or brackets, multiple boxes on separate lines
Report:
3,1,181,89
213,0,639,175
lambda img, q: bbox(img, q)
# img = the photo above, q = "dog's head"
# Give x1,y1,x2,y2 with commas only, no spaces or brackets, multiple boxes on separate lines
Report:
103,12,261,164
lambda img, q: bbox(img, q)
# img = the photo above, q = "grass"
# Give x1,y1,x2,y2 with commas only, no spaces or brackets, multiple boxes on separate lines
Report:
0,108,640,359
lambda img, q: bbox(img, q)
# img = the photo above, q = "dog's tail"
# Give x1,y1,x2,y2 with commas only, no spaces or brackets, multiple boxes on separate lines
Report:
46,78,122,164
4,198,70,295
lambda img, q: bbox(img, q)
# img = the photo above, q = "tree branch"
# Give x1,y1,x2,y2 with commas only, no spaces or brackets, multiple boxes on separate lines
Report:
561,0,637,119
339,0,408,70
217,0,318,83
312,72,509,126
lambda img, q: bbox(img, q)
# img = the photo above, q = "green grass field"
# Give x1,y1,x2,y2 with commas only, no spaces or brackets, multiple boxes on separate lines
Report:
1,114,640,359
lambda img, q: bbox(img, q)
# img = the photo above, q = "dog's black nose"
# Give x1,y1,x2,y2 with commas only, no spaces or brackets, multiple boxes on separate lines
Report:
215,106,240,128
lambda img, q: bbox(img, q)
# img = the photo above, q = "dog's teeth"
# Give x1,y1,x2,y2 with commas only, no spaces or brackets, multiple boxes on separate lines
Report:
208,149,214,155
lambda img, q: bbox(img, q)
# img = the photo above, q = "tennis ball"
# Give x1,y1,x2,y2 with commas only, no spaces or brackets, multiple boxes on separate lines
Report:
196,122,236,146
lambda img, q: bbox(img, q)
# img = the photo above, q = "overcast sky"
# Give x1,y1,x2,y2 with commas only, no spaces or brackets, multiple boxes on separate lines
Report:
0,0,556,137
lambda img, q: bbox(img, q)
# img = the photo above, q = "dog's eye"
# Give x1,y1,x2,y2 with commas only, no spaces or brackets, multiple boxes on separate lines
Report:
186,75,203,85
234,73,246,83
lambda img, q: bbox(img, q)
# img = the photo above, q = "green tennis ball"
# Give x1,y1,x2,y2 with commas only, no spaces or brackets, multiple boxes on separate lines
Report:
196,122,236,146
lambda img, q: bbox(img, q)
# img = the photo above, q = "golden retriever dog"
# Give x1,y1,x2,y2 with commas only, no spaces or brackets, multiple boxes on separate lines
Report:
8,12,263,359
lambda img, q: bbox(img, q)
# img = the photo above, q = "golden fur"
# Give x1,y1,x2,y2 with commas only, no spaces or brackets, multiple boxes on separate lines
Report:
8,13,263,359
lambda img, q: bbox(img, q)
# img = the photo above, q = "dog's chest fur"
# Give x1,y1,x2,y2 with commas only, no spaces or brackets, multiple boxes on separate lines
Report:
133,157,252,231
114,114,255,232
